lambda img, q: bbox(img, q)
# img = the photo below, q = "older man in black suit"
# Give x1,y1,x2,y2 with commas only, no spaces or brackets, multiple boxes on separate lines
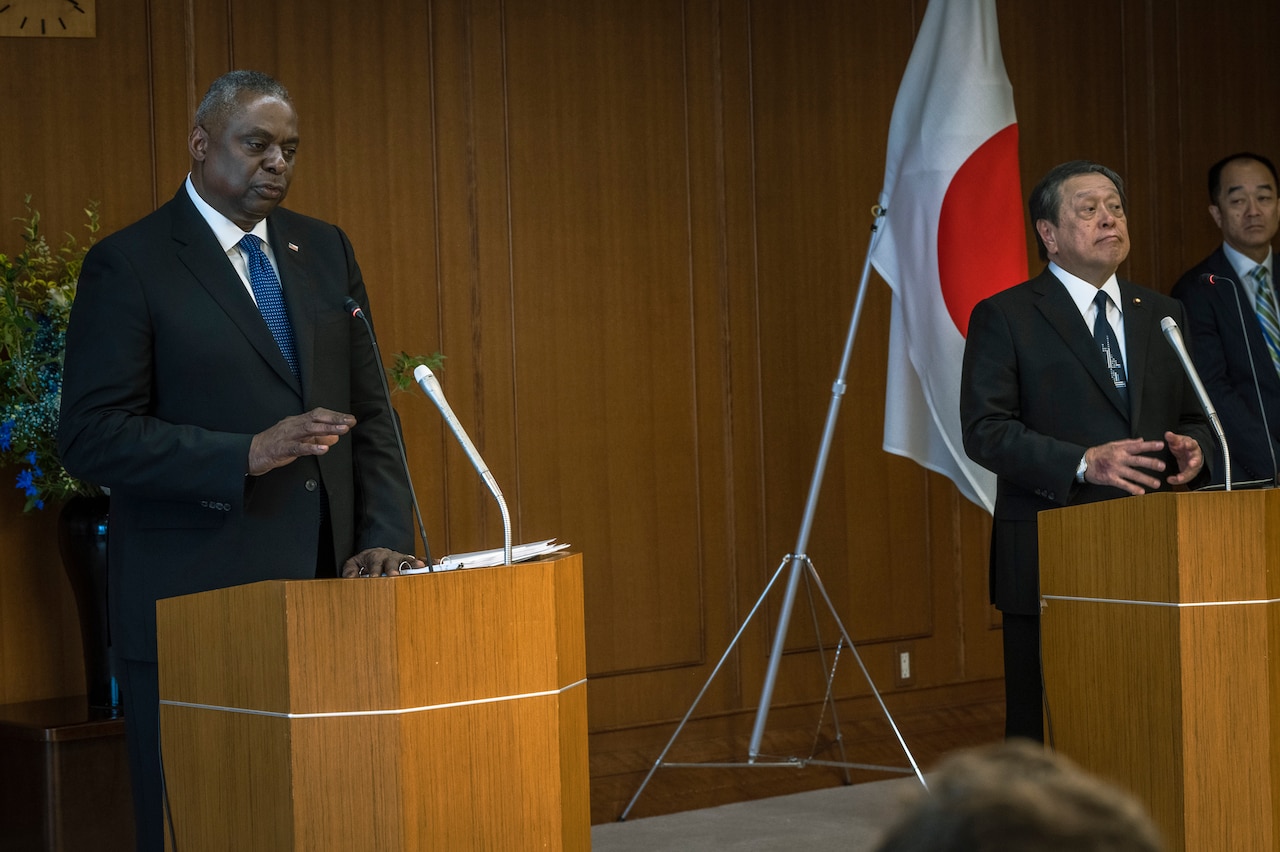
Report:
59,70,425,850
1170,152,1280,485
960,160,1212,743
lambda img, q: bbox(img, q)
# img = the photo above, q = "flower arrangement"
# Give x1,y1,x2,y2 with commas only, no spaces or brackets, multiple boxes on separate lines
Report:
0,197,103,511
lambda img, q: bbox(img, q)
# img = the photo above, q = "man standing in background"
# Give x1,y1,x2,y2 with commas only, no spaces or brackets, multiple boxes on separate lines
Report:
961,160,1211,742
59,70,424,850
1171,152,1280,485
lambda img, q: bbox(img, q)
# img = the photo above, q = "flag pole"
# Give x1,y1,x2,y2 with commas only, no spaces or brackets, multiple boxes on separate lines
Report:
745,204,917,776
619,204,925,821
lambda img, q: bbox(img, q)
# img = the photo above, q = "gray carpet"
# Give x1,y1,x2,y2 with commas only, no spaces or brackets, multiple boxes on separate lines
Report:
591,776,926,851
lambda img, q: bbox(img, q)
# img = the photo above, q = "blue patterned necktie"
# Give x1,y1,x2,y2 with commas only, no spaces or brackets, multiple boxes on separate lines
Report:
1252,264,1280,377
238,234,299,381
1093,290,1128,404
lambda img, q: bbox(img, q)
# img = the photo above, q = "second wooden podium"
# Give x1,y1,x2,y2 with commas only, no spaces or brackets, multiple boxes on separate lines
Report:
1040,491,1280,851
156,552,588,851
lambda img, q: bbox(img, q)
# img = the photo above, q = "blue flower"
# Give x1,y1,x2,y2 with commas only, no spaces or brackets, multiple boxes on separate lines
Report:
0,420,11,452
15,469,33,494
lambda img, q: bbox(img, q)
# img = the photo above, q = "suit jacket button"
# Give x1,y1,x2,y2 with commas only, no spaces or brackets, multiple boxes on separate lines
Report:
305,479,318,492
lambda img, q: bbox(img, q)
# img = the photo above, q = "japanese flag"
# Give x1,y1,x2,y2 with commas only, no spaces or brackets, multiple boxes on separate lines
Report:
870,0,1027,513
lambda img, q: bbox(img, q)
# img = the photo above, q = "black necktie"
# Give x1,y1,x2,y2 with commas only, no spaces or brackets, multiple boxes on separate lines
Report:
1092,290,1128,404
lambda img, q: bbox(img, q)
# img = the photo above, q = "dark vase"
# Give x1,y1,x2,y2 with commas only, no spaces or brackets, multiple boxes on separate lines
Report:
56,494,121,718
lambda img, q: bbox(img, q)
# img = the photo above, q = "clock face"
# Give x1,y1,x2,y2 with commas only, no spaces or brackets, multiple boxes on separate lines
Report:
0,0,96,38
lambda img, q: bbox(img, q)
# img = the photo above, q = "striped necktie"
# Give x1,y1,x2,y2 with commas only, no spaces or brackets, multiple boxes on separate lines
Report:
1092,290,1128,403
1252,264,1280,376
239,234,299,381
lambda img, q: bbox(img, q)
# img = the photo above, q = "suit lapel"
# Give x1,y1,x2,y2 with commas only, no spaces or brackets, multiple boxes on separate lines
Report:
1207,251,1280,387
1118,282,1150,424
169,192,302,395
1033,270,1131,418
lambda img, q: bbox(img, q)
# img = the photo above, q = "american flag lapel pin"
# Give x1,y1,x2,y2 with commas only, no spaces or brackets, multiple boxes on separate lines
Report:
288,242,299,253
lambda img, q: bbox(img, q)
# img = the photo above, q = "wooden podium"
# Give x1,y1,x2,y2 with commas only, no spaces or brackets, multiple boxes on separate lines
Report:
156,553,588,851
1039,491,1280,851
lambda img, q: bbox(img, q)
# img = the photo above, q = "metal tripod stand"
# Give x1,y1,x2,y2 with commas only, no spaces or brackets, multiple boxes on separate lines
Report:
620,208,926,821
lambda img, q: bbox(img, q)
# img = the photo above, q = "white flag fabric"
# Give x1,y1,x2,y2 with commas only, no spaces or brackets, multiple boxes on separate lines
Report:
870,0,1027,514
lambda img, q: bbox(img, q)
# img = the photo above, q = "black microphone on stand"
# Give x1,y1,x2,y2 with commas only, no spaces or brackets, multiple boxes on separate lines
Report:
1203,272,1278,484
343,297,434,568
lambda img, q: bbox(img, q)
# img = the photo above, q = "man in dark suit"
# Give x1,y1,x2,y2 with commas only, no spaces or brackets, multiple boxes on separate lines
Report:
960,160,1212,743
58,71,425,850
1170,152,1280,485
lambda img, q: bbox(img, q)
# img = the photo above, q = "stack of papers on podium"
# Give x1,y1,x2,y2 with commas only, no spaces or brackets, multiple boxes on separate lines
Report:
403,538,570,573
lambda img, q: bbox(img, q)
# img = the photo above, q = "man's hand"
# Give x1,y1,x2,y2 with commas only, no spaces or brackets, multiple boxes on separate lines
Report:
248,408,356,476
341,547,426,578
1082,437,1171,495
1164,430,1204,486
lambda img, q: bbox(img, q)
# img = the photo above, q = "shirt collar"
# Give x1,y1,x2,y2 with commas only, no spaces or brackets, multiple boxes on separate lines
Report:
185,175,270,252
1221,241,1273,283
1048,261,1123,316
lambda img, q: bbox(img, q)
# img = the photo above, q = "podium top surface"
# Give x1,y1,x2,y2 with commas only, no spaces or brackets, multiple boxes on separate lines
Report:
155,553,586,715
1039,490,1280,604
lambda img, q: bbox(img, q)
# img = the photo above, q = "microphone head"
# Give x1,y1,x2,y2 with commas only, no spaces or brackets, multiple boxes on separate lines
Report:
1200,272,1240,288
343,297,364,318
414,363,444,399
1160,315,1178,334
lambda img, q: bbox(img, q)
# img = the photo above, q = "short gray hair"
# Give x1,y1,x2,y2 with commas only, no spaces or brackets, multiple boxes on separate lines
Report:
194,70,291,131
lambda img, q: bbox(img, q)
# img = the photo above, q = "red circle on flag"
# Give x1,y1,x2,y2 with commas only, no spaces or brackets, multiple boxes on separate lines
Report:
937,124,1028,336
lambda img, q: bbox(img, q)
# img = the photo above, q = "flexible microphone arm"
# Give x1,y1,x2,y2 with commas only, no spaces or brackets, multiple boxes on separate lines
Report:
1161,315,1232,491
1205,273,1279,484
413,364,513,565
343,298,434,567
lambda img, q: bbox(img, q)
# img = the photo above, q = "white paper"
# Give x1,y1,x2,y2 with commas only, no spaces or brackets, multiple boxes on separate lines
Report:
401,538,570,574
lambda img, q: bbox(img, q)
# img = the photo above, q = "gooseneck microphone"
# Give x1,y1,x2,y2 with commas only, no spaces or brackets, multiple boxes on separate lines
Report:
1202,273,1278,484
414,364,513,565
343,298,434,567
1161,315,1232,491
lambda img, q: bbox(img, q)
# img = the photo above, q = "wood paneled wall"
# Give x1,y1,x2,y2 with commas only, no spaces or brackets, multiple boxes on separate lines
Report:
2,0,1278,817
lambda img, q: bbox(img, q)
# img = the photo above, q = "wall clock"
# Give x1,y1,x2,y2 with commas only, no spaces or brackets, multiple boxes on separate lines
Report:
0,0,96,38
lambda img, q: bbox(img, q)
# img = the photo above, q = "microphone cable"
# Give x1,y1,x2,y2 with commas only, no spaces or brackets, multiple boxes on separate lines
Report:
1210,273,1278,484
343,298,434,568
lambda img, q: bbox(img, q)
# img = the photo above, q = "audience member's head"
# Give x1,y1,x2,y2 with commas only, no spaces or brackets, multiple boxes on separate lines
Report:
871,740,1164,852
1205,152,1279,264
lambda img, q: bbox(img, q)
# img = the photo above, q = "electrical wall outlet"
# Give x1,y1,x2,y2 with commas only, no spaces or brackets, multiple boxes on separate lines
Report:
894,642,916,686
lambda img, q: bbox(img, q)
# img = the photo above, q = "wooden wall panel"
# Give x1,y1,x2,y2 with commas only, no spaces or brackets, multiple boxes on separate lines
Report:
741,1,934,708
502,0,709,678
2,0,1280,822
0,0,182,703
1165,0,1280,287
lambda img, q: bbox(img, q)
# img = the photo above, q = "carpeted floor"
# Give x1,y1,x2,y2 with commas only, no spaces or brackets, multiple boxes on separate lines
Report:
590,776,926,851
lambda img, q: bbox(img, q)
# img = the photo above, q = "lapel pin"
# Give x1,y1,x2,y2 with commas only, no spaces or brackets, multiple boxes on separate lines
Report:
288,242,299,252
1132,297,1141,305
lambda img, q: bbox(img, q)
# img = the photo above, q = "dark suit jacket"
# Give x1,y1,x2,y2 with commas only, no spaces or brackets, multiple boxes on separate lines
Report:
1170,246,1280,484
59,188,416,661
960,268,1212,615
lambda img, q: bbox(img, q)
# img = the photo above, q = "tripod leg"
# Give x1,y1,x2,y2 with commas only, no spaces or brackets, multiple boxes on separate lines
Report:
618,555,795,821
800,560,854,784
803,559,927,788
